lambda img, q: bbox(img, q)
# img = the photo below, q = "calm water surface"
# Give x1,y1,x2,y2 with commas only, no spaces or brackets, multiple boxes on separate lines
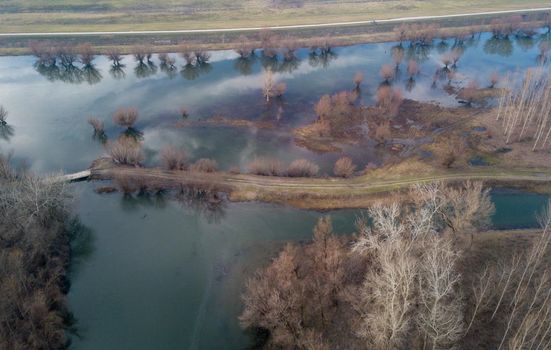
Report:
0,30,549,349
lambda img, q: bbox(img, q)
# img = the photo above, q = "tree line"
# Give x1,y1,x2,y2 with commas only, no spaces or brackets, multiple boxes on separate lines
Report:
240,181,551,349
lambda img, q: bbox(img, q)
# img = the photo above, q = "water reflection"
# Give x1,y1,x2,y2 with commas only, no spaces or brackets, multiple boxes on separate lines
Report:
134,61,157,79
484,37,514,56
29,29,551,87
109,63,126,80
0,124,14,142
180,62,211,80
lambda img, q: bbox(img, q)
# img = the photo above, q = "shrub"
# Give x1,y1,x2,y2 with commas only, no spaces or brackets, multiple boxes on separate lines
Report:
287,159,319,177
228,166,241,174
458,81,480,105
160,146,187,170
248,157,286,176
87,117,104,133
489,71,500,88
353,72,364,88
107,50,122,65
333,157,356,178
190,158,218,172
380,64,395,82
77,43,95,66
108,137,144,165
180,106,189,118
376,86,403,116
113,107,139,128
407,60,419,79
0,105,7,125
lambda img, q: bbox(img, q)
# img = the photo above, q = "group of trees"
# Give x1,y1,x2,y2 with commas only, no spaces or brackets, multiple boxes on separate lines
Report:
240,181,551,349
394,23,440,46
0,154,73,348
490,15,539,39
496,69,551,150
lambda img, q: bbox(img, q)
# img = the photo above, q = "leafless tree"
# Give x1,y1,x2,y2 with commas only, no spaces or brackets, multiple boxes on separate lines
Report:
108,136,144,165
287,159,319,177
235,35,254,58
87,117,104,134
77,43,95,66
248,157,286,176
489,71,500,88
107,50,123,66
263,69,275,101
190,158,218,173
333,157,356,178
380,64,396,83
353,72,364,89
113,107,139,128
159,146,187,170
417,235,464,350
407,60,419,80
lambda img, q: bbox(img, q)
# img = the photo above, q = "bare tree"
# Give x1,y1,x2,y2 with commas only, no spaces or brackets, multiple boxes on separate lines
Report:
190,158,218,173
287,159,319,177
407,60,419,80
159,146,187,170
108,136,144,165
489,71,500,88
87,117,104,134
353,72,364,89
417,235,464,350
248,157,286,176
113,107,139,128
380,64,396,83
263,69,275,101
333,157,356,178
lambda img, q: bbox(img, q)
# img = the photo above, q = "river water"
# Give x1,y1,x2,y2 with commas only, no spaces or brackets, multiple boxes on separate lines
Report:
0,29,549,349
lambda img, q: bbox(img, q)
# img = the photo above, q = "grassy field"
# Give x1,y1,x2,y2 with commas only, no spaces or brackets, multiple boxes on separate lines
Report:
0,0,549,33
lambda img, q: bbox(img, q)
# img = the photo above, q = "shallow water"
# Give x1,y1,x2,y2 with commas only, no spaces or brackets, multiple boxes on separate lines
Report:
0,30,549,174
0,30,549,349
68,184,548,350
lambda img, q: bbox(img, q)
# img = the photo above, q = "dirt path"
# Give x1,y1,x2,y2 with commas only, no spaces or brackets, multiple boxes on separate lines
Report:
1,7,549,37
87,163,551,208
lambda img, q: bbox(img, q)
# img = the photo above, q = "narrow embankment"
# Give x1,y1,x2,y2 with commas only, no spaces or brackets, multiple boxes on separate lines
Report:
83,163,551,209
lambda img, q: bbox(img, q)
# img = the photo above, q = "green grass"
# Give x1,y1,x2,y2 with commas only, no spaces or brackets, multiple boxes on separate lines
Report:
0,0,549,33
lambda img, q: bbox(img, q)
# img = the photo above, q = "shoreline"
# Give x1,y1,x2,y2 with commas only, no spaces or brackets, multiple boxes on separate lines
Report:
75,160,551,210
0,9,549,56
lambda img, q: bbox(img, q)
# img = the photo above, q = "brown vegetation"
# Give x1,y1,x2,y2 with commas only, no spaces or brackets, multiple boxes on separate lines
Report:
0,154,73,349
113,107,139,128
407,60,419,79
87,117,104,134
394,23,440,45
376,86,403,116
159,146,187,170
353,72,364,89
489,71,500,88
333,156,356,178
190,158,218,173
240,182,509,349
77,43,95,66
248,157,286,176
380,64,395,83
287,159,319,178
458,81,480,106
108,136,144,165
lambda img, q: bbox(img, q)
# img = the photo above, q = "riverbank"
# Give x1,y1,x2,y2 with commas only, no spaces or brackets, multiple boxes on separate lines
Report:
81,158,551,210
0,7,549,56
